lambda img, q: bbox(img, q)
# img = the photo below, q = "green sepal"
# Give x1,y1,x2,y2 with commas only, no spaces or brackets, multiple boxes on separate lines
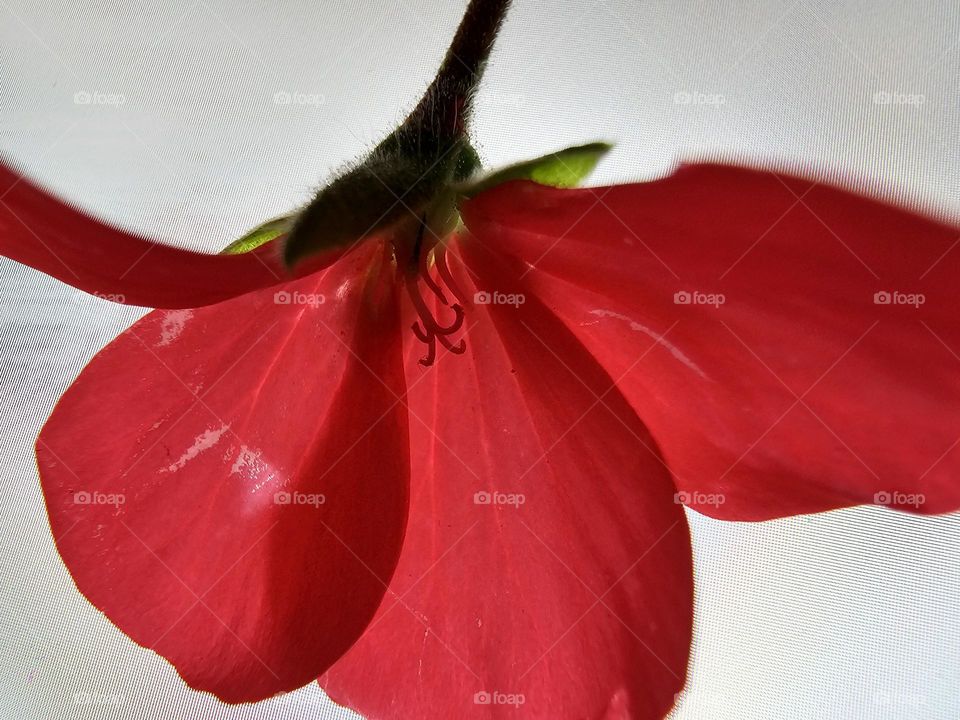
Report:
282,139,478,269
221,215,294,254
459,142,613,197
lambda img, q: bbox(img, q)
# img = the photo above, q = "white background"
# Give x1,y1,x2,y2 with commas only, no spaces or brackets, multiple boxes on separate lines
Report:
1,0,959,718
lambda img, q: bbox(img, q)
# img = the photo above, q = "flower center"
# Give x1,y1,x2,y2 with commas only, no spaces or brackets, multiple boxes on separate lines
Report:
400,213,468,367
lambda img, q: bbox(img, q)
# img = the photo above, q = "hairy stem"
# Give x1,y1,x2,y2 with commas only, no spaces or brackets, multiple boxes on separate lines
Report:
398,0,513,145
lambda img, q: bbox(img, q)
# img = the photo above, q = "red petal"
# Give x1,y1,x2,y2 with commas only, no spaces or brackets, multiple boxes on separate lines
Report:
322,240,692,719
36,241,409,702
0,158,329,308
462,166,960,520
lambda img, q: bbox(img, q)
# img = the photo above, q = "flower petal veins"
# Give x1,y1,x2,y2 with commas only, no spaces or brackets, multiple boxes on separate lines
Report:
462,165,960,520
321,236,693,719
36,241,409,702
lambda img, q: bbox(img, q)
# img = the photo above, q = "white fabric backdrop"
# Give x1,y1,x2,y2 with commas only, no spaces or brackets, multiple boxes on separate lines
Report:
1,0,958,718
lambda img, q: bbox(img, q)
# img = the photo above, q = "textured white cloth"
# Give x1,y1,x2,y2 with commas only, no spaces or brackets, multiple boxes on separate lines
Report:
1,0,958,718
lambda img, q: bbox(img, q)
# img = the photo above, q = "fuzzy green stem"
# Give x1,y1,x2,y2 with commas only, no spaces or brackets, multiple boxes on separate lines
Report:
395,0,513,148
283,0,512,268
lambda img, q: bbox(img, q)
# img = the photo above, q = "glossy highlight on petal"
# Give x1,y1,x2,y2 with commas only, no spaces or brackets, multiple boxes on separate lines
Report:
37,241,409,702
462,165,960,520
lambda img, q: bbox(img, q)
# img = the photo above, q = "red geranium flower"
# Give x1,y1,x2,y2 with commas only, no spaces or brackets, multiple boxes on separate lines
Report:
2,0,959,718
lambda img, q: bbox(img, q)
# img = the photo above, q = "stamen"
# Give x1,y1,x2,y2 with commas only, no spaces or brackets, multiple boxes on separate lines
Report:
410,321,430,344
437,334,466,354
413,322,438,366
434,244,469,306
405,275,463,335
442,302,465,333
417,231,449,305
405,245,468,367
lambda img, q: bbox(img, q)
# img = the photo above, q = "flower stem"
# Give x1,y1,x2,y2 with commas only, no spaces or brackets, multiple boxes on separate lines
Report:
283,0,512,268
395,0,513,149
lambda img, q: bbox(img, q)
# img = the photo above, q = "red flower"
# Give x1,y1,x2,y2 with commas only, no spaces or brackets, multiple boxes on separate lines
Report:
3,0,959,718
